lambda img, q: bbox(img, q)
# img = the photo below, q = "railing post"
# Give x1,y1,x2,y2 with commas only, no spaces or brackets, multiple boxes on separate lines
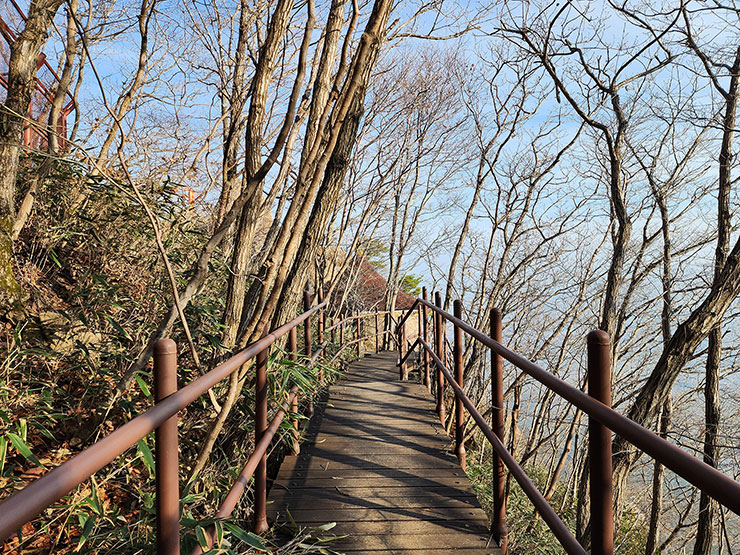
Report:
422,287,430,393
490,308,507,552
375,312,379,353
399,320,407,380
356,315,362,357
253,346,269,534
453,300,466,470
588,330,614,555
434,292,446,423
154,338,180,555
317,287,324,342
417,304,422,343
303,290,314,416
289,327,300,455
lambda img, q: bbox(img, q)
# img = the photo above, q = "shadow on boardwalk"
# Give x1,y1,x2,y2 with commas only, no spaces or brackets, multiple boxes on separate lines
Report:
268,351,501,554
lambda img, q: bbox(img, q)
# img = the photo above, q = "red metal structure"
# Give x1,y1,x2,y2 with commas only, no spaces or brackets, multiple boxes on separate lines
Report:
395,294,740,554
0,0,76,150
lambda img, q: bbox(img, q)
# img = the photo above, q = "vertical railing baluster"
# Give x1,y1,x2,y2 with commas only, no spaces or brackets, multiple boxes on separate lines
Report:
154,339,179,555
588,330,614,555
317,290,325,385
399,319,407,380
289,327,300,455
303,290,313,416
417,303,422,344
356,315,362,357
317,288,324,343
422,287,430,393
453,300,466,469
375,312,379,353
490,308,507,552
434,292,446,423
253,346,269,534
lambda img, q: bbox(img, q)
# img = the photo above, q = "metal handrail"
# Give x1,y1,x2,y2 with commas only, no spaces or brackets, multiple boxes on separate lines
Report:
0,300,323,542
419,337,585,554
0,299,392,552
325,310,390,333
328,330,392,365
190,385,300,555
394,299,420,332
415,297,740,514
396,292,740,554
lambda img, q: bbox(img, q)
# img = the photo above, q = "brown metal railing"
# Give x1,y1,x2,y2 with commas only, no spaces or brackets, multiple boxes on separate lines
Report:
0,294,392,552
396,287,740,555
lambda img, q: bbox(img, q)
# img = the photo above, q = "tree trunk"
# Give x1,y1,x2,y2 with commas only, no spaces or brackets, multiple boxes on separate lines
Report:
694,46,736,555
46,0,77,154
614,43,740,508
646,396,672,554
0,0,65,316
273,86,365,327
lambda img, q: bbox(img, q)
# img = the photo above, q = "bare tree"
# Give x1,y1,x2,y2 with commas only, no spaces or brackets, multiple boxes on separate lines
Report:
0,0,66,316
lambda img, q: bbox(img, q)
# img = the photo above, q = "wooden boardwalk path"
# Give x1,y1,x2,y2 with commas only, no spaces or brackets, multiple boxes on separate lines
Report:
268,351,501,554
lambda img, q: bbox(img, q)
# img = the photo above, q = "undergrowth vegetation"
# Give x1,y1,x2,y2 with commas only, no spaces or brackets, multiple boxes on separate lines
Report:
1,158,354,553
466,446,647,554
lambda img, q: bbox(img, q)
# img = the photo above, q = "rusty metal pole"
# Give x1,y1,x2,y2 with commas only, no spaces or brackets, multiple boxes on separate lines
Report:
588,330,614,555
399,321,407,380
417,304,422,342
289,327,300,455
253,346,269,534
303,290,314,416
375,312,379,353
490,308,507,552
356,315,362,357
154,339,179,555
303,291,312,357
422,287,430,393
317,288,324,343
435,292,446,423
453,300,466,470
340,319,344,346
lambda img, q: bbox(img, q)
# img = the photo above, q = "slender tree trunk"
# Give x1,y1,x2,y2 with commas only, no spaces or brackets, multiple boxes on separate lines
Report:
614,44,740,509
220,0,296,344
0,0,65,316
443,175,482,311
646,396,671,554
236,0,393,349
694,47,737,555
273,87,365,326
646,173,674,554
93,0,156,168
47,0,77,154
213,0,252,231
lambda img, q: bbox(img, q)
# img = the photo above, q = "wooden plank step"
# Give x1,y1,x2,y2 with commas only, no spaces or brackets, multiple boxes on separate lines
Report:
306,434,450,447
273,476,470,489
298,442,453,457
337,549,499,554
269,491,480,510
276,519,490,536
278,453,461,471
271,485,477,498
268,506,489,523
321,533,493,551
